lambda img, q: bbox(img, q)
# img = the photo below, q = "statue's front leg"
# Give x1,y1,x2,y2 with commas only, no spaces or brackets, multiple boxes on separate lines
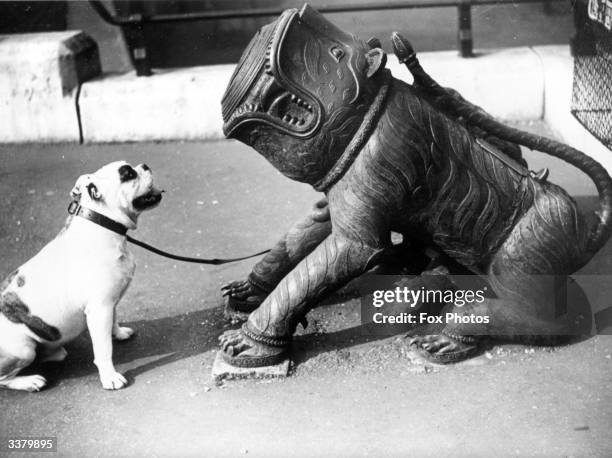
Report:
222,198,331,320
219,233,385,367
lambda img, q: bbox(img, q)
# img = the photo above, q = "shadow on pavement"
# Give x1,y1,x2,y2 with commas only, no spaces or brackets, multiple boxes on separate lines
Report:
27,305,234,387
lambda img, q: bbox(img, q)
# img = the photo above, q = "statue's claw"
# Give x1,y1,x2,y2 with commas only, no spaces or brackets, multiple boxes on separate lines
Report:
219,329,245,353
219,329,289,368
222,279,268,322
221,280,252,297
408,334,478,364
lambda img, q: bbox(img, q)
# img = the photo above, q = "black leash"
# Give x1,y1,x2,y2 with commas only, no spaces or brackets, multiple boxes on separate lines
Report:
68,201,270,265
125,235,270,265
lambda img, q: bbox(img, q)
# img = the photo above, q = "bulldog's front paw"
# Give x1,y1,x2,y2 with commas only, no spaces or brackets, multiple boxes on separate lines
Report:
3,375,47,392
99,370,128,390
112,326,135,341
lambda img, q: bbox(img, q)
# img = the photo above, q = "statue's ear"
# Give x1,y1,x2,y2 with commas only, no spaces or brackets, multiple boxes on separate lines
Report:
365,48,387,78
366,37,382,49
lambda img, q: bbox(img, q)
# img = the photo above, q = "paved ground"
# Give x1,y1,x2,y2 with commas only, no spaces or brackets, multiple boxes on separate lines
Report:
1,124,611,457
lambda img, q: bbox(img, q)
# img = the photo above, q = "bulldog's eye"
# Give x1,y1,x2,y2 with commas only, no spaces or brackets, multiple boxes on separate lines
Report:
329,46,344,62
118,165,137,182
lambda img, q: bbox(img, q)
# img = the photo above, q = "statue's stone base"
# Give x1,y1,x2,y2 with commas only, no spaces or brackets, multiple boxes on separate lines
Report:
211,351,290,382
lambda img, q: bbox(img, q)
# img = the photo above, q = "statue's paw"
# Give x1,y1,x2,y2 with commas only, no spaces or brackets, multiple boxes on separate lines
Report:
408,334,478,364
409,334,459,353
218,329,288,368
219,329,253,356
221,279,252,299
222,279,268,322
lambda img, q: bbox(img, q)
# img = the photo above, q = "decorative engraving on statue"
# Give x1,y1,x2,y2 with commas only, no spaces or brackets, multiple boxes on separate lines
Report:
218,5,612,368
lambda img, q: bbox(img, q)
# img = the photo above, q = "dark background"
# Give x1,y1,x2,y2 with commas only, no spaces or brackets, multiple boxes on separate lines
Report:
0,0,574,72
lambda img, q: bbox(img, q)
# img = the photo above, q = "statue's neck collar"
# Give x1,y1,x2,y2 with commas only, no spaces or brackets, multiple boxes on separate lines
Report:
313,70,392,193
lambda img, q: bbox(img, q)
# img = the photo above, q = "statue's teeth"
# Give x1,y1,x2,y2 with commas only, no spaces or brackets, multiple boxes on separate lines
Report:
291,94,297,101
298,119,305,126
283,115,291,122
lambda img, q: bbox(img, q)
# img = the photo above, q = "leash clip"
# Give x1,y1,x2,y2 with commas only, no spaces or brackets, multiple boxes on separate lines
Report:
67,201,81,215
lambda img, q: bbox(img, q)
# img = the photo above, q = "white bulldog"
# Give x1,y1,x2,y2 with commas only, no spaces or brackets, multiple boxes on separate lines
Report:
0,161,162,391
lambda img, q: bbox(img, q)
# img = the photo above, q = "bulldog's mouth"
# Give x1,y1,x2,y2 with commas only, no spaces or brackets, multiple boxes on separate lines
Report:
132,189,163,210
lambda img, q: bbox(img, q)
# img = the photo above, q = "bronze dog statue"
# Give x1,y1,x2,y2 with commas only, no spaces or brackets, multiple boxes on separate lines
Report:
218,4,612,367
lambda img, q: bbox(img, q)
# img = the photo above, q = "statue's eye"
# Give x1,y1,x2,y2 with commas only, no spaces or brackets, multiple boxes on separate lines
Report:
329,46,344,62
118,165,137,182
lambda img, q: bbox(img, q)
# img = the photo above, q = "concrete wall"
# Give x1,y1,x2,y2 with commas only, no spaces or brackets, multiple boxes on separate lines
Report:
0,29,609,174
0,31,100,143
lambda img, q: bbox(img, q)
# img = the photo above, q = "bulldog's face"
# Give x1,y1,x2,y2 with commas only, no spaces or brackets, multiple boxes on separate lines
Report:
70,161,163,229
221,4,386,185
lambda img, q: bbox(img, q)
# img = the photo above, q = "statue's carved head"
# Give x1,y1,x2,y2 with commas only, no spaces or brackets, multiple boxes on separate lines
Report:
221,4,387,185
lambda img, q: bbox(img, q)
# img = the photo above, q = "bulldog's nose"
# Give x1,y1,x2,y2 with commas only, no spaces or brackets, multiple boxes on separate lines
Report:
140,163,150,171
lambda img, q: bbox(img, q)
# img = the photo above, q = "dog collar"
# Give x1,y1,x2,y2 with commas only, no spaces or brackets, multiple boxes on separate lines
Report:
67,201,129,236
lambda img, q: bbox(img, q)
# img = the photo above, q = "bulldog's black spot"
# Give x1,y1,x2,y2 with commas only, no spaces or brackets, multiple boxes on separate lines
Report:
119,164,138,182
0,270,18,292
0,292,61,342
16,275,25,287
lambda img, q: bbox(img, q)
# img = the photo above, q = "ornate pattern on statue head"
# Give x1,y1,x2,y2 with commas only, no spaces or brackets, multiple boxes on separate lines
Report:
222,4,389,189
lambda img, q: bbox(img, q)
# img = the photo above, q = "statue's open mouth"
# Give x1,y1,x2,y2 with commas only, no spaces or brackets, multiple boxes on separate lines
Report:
266,89,313,127
222,79,319,138
221,8,321,139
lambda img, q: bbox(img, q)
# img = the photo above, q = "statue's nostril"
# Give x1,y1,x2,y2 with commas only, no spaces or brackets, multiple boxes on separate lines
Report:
141,164,150,171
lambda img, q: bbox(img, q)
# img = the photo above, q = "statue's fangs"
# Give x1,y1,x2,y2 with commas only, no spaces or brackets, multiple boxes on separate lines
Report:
218,4,612,367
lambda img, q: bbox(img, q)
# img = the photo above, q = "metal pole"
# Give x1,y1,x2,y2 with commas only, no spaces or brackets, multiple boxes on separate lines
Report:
457,0,473,57
127,15,152,77
90,0,567,25
89,0,567,75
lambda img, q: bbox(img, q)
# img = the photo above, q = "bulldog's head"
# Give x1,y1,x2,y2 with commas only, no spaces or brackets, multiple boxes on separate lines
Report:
70,161,163,229
221,4,387,185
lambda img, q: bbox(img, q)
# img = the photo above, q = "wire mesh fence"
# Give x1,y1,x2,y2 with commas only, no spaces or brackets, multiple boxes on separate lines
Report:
571,0,612,151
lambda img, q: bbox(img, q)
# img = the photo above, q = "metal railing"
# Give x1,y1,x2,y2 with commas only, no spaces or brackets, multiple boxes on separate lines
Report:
89,0,565,76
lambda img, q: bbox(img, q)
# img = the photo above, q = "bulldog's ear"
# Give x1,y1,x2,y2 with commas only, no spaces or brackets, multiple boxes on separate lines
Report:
365,48,387,78
86,183,102,201
70,174,91,200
